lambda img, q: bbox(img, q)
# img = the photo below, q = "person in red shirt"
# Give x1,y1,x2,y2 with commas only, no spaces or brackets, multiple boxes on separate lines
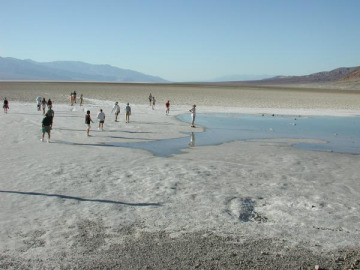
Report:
165,100,170,115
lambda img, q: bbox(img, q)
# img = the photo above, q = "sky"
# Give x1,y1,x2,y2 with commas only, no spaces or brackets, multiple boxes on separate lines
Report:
1,0,360,82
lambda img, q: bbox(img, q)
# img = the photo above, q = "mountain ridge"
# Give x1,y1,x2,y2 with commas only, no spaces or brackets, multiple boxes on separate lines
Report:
0,57,168,83
221,67,360,85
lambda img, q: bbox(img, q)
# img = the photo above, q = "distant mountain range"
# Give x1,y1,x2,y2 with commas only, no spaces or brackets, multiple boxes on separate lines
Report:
225,66,360,85
1,56,359,85
210,74,272,82
0,57,168,83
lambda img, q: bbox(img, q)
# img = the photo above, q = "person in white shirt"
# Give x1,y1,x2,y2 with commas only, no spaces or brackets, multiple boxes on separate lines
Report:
111,102,121,122
36,96,42,111
189,104,196,127
97,109,106,131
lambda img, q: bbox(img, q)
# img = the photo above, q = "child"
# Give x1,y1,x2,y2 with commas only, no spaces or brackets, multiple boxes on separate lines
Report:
85,110,94,136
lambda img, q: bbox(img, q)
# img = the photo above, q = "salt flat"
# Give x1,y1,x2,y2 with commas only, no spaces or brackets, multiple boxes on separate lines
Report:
1,82,360,269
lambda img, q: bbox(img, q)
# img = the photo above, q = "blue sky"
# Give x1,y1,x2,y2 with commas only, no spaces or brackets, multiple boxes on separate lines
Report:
1,0,360,82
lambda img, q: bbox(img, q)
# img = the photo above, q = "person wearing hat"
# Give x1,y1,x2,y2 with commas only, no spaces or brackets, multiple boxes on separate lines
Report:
111,102,121,122
189,104,196,127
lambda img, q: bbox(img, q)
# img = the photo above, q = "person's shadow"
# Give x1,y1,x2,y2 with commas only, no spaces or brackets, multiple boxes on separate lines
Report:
0,190,162,207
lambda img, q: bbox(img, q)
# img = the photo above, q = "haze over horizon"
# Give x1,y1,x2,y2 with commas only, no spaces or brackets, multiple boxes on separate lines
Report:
1,0,360,82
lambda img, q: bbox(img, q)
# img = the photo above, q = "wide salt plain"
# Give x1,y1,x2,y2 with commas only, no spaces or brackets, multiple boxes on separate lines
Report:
1,98,360,266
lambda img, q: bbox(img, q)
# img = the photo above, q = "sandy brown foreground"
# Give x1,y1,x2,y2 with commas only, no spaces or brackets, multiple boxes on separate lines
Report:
1,81,360,110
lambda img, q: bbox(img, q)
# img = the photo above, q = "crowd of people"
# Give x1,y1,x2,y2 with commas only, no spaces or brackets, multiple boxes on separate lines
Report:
1,93,197,142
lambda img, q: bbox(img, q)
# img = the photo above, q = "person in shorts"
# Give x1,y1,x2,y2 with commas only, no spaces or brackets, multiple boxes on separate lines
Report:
111,102,121,122
97,109,106,131
85,110,94,136
41,97,47,115
41,114,52,143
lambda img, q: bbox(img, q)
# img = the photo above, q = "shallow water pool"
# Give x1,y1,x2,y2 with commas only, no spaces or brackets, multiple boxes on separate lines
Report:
108,113,360,157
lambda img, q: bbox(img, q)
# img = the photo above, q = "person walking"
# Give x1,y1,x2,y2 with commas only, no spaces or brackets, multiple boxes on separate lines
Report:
85,110,94,136
152,96,156,110
46,106,55,129
189,104,196,127
97,109,106,131
79,94,83,106
111,102,121,122
41,97,47,115
47,99,53,109
41,113,52,143
36,96,42,111
125,103,131,123
70,92,74,106
165,100,170,115
148,93,152,106
3,98,9,113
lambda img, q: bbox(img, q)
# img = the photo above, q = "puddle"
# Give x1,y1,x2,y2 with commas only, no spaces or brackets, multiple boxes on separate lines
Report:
106,113,360,157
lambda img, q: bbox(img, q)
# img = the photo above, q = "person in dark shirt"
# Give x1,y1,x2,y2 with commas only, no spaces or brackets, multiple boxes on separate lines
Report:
47,99,53,109
41,114,52,143
85,110,94,136
3,97,9,113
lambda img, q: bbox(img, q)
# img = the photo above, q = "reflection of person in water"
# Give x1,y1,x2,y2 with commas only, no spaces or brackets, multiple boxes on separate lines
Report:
189,132,195,147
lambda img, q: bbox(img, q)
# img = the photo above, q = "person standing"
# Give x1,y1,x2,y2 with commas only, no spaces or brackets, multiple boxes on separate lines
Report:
46,107,55,129
152,96,156,110
47,99,53,109
3,98,9,113
85,110,94,136
111,102,121,122
41,97,47,115
36,96,42,111
79,94,83,106
125,103,131,123
189,104,196,127
165,100,170,115
97,109,106,131
73,91,77,104
148,93,152,106
41,113,52,143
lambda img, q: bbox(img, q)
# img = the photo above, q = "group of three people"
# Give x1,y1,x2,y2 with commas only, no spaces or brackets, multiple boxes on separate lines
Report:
85,102,132,136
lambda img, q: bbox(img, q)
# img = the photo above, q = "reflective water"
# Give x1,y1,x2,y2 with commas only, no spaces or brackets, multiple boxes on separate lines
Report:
107,113,360,157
